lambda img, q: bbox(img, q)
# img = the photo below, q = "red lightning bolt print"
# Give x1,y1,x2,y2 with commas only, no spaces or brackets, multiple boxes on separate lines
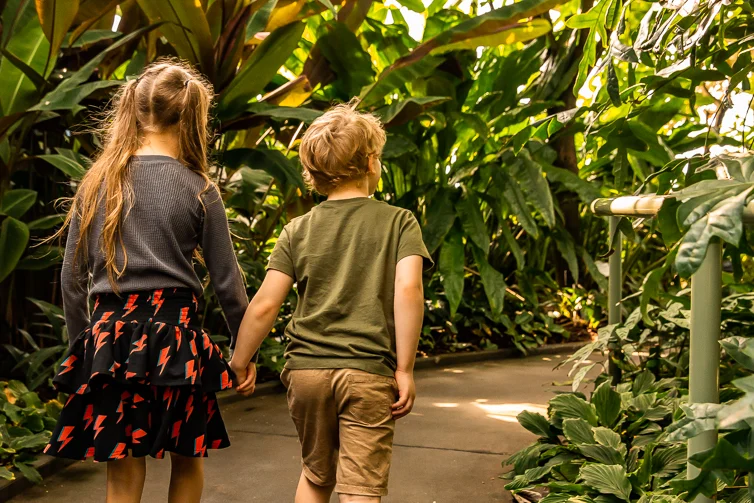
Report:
207,399,216,423
194,435,206,456
185,395,194,421
94,330,110,356
59,355,77,375
178,307,190,328
157,347,170,375
185,360,197,385
189,338,198,357
114,320,125,342
122,294,139,318
83,404,94,430
131,334,148,354
94,415,106,439
212,439,223,449
203,332,213,358
192,293,198,312
171,420,182,442
132,428,147,444
109,443,127,460
85,447,95,459
175,326,182,350
58,426,75,450
151,289,165,315
221,370,231,390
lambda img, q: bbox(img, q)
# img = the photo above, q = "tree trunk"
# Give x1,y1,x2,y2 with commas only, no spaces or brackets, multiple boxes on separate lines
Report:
550,0,594,287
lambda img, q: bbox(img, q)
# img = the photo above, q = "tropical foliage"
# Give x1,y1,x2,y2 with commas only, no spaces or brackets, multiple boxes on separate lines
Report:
0,0,753,488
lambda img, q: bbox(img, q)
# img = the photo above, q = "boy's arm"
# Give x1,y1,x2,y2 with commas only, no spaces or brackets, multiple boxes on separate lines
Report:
392,255,425,419
230,269,294,395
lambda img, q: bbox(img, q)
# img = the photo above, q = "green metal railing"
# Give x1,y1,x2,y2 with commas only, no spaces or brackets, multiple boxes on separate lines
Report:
590,194,726,503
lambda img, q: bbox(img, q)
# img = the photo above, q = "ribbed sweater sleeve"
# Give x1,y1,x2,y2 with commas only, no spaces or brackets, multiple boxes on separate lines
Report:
201,186,248,345
60,211,90,346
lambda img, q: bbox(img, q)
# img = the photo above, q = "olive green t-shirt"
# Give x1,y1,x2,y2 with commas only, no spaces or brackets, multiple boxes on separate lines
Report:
267,197,433,377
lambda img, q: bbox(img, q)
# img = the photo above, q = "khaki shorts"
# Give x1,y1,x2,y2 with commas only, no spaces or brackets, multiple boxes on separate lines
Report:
280,368,397,497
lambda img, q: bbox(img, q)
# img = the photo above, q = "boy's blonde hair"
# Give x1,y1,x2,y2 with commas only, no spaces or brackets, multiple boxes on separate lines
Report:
299,103,386,195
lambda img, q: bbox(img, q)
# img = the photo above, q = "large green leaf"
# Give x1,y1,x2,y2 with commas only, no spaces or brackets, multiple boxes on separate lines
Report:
516,410,552,438
38,154,86,178
511,151,555,227
13,460,42,484
135,0,214,74
0,217,30,283
721,336,754,371
664,403,722,442
563,418,596,444
496,170,539,239
579,464,632,501
375,96,450,127
422,189,456,254
219,22,305,117
35,0,80,66
439,229,464,318
433,18,553,54
32,24,161,111
471,245,506,317
0,189,37,219
592,381,621,427
222,148,304,190
676,186,753,277
243,102,324,124
458,191,490,254
0,0,52,114
549,393,599,426
317,21,374,98
361,0,564,105
578,444,625,465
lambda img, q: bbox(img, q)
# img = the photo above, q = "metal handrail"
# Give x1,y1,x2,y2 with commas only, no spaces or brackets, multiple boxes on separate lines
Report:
592,195,754,222
591,195,721,503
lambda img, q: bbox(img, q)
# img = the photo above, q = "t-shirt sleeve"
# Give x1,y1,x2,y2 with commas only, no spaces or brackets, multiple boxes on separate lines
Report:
397,211,434,270
267,227,295,279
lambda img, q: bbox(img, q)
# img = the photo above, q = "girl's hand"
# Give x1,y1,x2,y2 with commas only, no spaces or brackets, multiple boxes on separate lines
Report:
231,360,257,396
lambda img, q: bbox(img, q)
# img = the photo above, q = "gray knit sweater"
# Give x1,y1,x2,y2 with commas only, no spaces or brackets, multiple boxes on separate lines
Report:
61,155,248,345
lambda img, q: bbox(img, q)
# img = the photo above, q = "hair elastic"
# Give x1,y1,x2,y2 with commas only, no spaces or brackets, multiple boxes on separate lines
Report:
184,79,191,87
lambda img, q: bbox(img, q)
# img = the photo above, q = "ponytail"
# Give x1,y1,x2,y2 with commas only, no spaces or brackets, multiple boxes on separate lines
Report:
50,59,215,293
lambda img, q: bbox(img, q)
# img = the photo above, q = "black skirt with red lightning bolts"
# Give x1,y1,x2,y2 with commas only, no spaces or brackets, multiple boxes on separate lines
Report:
44,289,235,462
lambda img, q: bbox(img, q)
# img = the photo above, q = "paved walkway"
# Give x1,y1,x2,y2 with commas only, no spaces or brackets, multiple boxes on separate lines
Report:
12,352,591,502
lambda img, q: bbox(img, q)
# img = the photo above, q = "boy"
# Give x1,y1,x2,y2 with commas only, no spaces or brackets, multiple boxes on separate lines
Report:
229,103,432,502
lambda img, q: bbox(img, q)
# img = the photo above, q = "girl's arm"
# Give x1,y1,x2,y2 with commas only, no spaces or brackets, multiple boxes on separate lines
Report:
60,212,89,346
230,270,294,395
201,186,249,343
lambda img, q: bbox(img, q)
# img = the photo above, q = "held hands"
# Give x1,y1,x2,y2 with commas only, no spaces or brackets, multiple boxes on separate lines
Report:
391,369,416,419
230,358,257,397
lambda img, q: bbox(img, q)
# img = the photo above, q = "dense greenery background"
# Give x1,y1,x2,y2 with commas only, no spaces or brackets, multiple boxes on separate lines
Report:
0,0,752,490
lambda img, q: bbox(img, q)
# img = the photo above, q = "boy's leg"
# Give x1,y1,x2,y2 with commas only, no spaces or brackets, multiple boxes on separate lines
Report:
106,456,146,503
168,453,203,503
296,471,336,503
333,369,397,501
283,369,340,502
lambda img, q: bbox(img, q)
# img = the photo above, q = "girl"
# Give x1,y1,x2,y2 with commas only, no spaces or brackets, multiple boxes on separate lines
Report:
44,59,248,503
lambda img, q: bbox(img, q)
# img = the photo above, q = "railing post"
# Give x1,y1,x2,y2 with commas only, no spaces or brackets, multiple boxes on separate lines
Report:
687,239,721,502
608,216,622,385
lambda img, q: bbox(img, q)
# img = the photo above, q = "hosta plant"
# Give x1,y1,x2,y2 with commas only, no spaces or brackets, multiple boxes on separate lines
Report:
504,374,685,503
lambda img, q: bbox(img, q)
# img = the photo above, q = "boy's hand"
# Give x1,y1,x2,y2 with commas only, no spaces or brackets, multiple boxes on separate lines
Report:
392,370,416,419
230,359,257,396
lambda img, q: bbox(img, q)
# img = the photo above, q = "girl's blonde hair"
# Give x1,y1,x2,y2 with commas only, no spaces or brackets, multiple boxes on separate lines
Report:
299,102,386,195
55,58,214,292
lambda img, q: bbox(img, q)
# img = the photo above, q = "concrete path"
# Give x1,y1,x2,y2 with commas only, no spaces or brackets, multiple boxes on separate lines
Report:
11,352,594,503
